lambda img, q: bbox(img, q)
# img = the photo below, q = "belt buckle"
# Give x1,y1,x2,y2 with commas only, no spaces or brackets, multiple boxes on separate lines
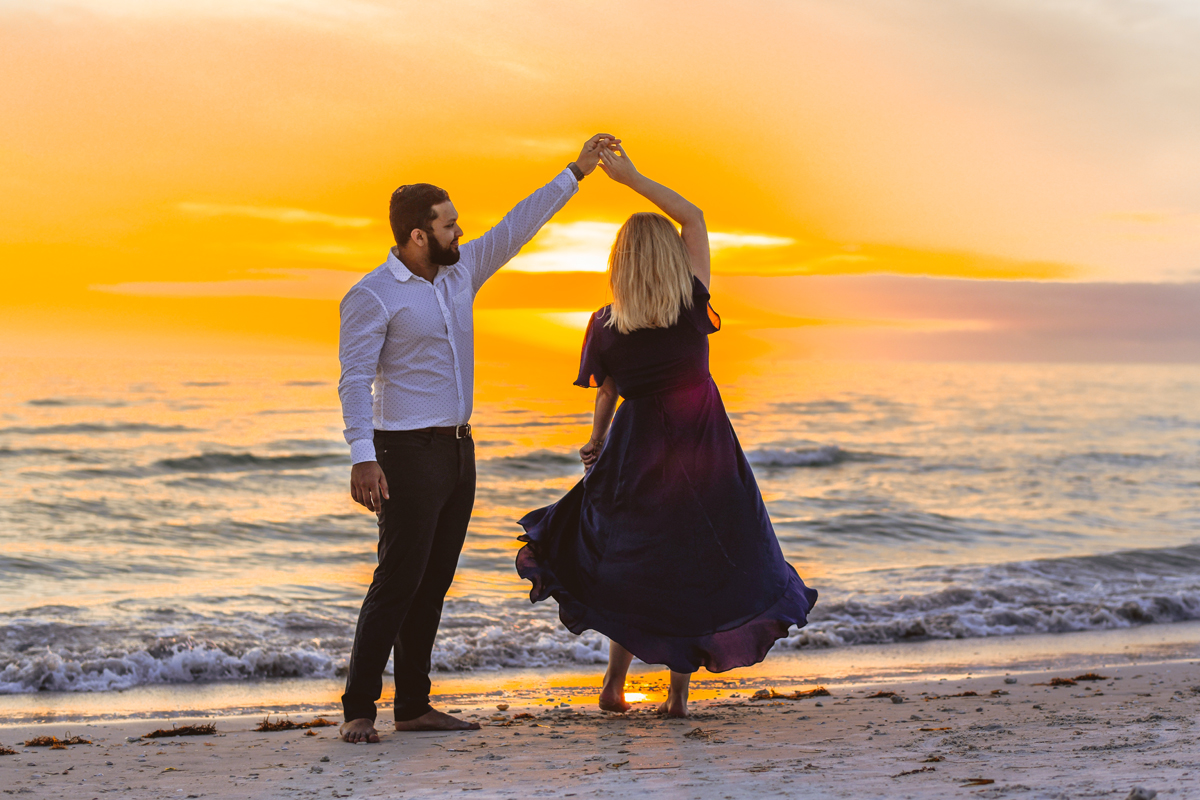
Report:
455,423,471,439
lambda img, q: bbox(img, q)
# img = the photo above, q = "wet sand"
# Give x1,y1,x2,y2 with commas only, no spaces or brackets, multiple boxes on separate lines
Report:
2,660,1197,799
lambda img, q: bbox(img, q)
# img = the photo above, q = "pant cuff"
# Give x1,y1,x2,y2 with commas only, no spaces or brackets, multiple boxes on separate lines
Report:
394,701,433,722
342,703,378,723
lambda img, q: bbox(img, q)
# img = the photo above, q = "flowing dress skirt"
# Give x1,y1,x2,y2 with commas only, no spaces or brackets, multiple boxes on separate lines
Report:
516,376,818,673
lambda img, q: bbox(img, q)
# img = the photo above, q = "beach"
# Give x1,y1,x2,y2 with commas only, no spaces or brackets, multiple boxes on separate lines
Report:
3,653,1197,799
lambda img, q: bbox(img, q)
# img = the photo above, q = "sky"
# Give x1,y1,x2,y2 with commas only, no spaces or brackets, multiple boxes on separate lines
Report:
2,0,1199,361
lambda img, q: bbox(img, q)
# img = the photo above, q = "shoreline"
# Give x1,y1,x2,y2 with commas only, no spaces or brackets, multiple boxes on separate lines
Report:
3,621,1199,726
1,656,1196,799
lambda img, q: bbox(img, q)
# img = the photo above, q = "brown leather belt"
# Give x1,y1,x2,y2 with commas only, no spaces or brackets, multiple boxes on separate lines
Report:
375,424,472,440
428,423,472,439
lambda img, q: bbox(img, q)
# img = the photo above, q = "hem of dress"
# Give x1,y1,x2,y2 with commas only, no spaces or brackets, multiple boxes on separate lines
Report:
515,522,817,675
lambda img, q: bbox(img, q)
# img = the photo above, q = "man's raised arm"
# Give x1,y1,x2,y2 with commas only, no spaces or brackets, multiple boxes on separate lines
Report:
462,134,618,292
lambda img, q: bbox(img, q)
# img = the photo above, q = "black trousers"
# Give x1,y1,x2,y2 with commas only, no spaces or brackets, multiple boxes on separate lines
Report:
341,429,476,723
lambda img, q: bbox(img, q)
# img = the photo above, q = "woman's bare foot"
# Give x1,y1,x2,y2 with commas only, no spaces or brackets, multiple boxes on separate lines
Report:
394,709,481,732
598,687,631,712
600,641,635,712
658,670,691,717
340,718,380,743
657,696,688,717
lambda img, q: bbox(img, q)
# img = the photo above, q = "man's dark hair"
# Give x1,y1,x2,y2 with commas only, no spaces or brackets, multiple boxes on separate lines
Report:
389,183,450,247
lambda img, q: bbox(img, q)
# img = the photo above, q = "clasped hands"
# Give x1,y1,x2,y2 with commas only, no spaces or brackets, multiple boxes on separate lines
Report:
575,134,638,184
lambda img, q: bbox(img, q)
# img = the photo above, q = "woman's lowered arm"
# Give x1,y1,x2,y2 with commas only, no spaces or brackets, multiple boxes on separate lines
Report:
599,144,710,287
580,376,619,468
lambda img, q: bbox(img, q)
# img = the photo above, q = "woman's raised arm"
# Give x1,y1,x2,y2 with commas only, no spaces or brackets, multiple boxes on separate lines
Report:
599,145,710,287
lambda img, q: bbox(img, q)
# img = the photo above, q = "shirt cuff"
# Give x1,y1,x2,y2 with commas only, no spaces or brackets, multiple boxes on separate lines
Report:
560,167,580,191
350,438,377,465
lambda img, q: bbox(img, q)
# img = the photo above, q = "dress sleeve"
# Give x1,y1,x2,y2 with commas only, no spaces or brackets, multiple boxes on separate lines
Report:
573,311,609,389
687,275,722,334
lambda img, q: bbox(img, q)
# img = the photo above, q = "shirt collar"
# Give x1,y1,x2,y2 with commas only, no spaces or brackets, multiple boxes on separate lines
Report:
385,247,462,284
386,248,416,282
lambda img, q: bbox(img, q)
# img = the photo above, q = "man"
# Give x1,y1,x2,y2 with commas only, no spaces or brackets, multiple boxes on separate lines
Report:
337,134,619,743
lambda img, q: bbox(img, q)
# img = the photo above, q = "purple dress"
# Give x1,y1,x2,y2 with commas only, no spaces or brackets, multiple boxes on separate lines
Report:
516,277,817,673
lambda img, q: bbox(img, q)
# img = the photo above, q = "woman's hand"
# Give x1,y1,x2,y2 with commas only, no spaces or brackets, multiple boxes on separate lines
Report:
580,438,603,468
598,143,639,186
575,133,621,176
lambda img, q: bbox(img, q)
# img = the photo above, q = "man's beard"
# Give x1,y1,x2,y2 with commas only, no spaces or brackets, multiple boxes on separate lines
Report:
428,235,460,266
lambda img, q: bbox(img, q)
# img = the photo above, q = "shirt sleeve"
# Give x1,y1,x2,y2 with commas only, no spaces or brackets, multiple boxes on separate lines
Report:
338,285,388,464
686,275,722,335
459,168,579,293
573,311,610,389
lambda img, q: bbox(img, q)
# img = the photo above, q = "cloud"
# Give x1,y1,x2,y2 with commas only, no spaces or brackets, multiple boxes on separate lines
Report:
474,309,595,354
11,0,394,24
283,242,382,258
505,221,796,273
1101,210,1200,246
708,232,797,250
689,272,1200,361
179,203,374,228
721,273,1200,336
1106,210,1200,225
89,268,359,300
498,220,1072,279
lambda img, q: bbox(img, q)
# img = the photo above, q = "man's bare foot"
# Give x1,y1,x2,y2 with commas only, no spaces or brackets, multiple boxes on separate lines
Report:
340,718,380,743
394,709,481,732
598,687,631,713
657,696,688,718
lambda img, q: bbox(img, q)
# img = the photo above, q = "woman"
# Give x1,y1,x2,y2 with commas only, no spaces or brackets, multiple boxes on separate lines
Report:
516,144,817,717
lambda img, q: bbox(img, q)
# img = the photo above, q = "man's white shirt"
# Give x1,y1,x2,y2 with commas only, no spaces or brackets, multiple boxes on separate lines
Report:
338,169,579,465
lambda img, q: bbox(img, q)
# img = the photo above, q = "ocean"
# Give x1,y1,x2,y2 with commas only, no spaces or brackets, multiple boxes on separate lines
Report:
2,355,1198,703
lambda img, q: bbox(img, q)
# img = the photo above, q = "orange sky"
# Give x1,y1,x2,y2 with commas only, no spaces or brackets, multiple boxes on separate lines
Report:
3,0,1199,360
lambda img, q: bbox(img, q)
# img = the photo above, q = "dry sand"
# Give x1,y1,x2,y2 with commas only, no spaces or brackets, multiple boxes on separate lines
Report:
2,661,1197,800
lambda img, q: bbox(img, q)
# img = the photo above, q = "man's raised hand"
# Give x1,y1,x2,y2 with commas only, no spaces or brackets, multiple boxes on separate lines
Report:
350,461,389,513
575,133,621,176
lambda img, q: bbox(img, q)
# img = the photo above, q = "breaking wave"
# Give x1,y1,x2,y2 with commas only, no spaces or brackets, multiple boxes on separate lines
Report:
4,545,1200,693
154,452,344,473
0,606,607,694
0,423,196,435
0,641,338,694
780,544,1200,649
745,445,849,467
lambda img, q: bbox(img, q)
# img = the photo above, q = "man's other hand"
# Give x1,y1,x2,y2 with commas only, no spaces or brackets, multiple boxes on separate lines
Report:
351,461,389,512
575,133,621,176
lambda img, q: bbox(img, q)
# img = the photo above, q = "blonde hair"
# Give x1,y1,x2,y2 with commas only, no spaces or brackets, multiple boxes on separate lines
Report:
606,213,693,335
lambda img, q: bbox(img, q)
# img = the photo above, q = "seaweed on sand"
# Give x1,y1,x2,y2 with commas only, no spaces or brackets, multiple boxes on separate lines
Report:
24,735,91,747
684,727,727,743
0,745,16,755
255,715,337,732
750,687,832,701
143,724,217,739
1033,677,1078,687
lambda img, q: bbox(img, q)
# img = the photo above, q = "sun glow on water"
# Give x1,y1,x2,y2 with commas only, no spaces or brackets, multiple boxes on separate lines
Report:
624,693,648,703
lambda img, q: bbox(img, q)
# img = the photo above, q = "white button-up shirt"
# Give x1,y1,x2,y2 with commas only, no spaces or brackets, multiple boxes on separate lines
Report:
338,169,579,464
